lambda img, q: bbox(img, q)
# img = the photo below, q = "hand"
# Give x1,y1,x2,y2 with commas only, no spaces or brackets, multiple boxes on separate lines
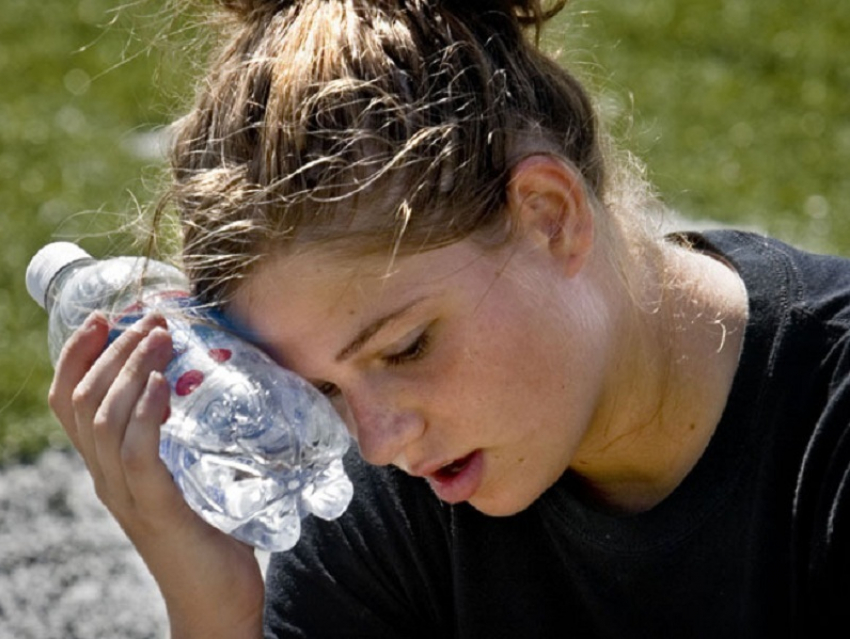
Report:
48,311,264,638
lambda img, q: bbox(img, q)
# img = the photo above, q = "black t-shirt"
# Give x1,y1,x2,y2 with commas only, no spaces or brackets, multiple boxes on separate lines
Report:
263,231,850,638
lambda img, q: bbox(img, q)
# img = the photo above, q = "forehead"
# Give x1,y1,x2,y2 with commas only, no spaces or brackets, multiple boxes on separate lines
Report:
229,250,382,337
235,240,500,304
225,241,503,361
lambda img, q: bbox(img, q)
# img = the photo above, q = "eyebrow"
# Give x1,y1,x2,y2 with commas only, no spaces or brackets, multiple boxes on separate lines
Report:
335,297,428,362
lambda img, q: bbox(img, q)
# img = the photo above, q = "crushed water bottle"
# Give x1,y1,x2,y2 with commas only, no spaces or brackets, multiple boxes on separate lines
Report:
26,242,353,552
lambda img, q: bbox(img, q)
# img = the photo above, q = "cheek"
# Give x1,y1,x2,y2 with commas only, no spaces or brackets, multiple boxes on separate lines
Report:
331,398,357,435
444,318,551,428
463,298,599,442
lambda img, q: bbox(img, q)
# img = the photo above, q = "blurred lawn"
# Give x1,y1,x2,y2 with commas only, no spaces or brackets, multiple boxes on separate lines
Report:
570,1,850,250
0,0,188,461
1,0,848,464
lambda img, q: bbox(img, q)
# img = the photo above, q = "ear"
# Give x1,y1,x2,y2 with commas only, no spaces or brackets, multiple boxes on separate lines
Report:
506,155,595,278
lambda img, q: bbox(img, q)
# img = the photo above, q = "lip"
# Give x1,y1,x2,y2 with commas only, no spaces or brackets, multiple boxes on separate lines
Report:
419,450,484,505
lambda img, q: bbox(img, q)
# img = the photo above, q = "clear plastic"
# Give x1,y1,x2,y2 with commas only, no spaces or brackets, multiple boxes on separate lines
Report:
29,245,353,551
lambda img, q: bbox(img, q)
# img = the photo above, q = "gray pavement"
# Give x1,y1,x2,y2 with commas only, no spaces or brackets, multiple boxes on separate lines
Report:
0,449,167,638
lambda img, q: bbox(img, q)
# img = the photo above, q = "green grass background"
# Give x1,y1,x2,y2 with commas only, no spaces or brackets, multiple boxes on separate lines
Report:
1,0,848,464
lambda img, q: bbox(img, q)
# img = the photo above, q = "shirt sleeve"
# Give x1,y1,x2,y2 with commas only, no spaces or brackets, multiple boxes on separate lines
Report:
263,451,456,638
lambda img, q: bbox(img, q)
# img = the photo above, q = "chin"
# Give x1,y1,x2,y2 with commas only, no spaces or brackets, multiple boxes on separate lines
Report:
467,490,539,518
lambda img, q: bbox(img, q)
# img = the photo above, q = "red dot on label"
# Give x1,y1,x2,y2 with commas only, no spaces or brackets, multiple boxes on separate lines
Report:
209,348,232,363
175,370,205,396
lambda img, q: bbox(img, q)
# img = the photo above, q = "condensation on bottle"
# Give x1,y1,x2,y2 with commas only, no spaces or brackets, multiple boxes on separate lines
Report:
26,242,353,552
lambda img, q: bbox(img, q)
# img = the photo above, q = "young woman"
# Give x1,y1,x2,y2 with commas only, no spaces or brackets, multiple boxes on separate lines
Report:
48,1,850,636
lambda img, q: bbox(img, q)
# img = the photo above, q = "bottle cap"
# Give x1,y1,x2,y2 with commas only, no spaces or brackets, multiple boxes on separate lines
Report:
26,242,92,309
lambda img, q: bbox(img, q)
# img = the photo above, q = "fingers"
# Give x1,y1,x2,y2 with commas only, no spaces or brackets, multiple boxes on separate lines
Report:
122,371,188,518
48,312,109,449
49,311,171,503
92,323,173,504
44,311,267,616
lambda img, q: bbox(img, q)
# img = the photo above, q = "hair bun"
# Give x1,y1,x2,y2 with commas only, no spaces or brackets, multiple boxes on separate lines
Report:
216,0,294,20
216,0,566,24
442,0,567,26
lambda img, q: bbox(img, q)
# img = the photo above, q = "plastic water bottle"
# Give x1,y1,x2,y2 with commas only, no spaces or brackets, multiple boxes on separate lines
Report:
26,242,353,552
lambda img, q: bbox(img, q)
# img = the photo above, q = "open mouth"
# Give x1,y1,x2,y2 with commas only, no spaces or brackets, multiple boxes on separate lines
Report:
433,452,476,482
424,450,484,504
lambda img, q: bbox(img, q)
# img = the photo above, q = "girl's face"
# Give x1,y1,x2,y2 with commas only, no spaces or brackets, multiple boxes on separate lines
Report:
228,236,615,516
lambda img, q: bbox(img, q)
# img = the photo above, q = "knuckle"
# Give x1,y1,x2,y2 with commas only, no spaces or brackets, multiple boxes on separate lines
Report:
92,479,110,503
47,381,63,415
92,483,124,517
121,354,149,382
120,442,148,474
70,382,97,412
90,411,113,438
88,470,112,504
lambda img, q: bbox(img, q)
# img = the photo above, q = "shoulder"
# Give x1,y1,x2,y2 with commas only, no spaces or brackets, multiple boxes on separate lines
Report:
693,231,850,628
694,232,850,627
689,229,850,326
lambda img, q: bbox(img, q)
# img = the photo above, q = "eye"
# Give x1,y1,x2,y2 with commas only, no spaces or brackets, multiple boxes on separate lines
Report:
383,326,432,366
313,380,341,399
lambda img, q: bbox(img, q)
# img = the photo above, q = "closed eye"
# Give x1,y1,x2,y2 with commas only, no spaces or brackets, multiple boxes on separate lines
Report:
383,326,432,366
312,323,434,395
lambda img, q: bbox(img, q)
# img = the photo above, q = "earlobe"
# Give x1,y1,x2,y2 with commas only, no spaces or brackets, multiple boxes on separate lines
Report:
506,155,595,278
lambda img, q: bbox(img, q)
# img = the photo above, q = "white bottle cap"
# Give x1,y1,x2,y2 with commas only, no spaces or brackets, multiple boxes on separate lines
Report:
26,242,92,309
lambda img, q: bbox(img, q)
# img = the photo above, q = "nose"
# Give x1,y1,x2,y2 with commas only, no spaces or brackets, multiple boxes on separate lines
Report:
340,381,424,467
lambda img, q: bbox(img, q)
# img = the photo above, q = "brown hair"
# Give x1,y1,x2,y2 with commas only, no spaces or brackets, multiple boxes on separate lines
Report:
166,0,612,305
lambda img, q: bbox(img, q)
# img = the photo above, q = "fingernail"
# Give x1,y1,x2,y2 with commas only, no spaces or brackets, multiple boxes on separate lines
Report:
135,313,162,331
147,370,166,390
144,311,168,328
84,312,105,330
146,326,169,341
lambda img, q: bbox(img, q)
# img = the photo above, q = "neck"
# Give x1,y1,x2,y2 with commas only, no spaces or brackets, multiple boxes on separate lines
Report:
569,239,748,514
